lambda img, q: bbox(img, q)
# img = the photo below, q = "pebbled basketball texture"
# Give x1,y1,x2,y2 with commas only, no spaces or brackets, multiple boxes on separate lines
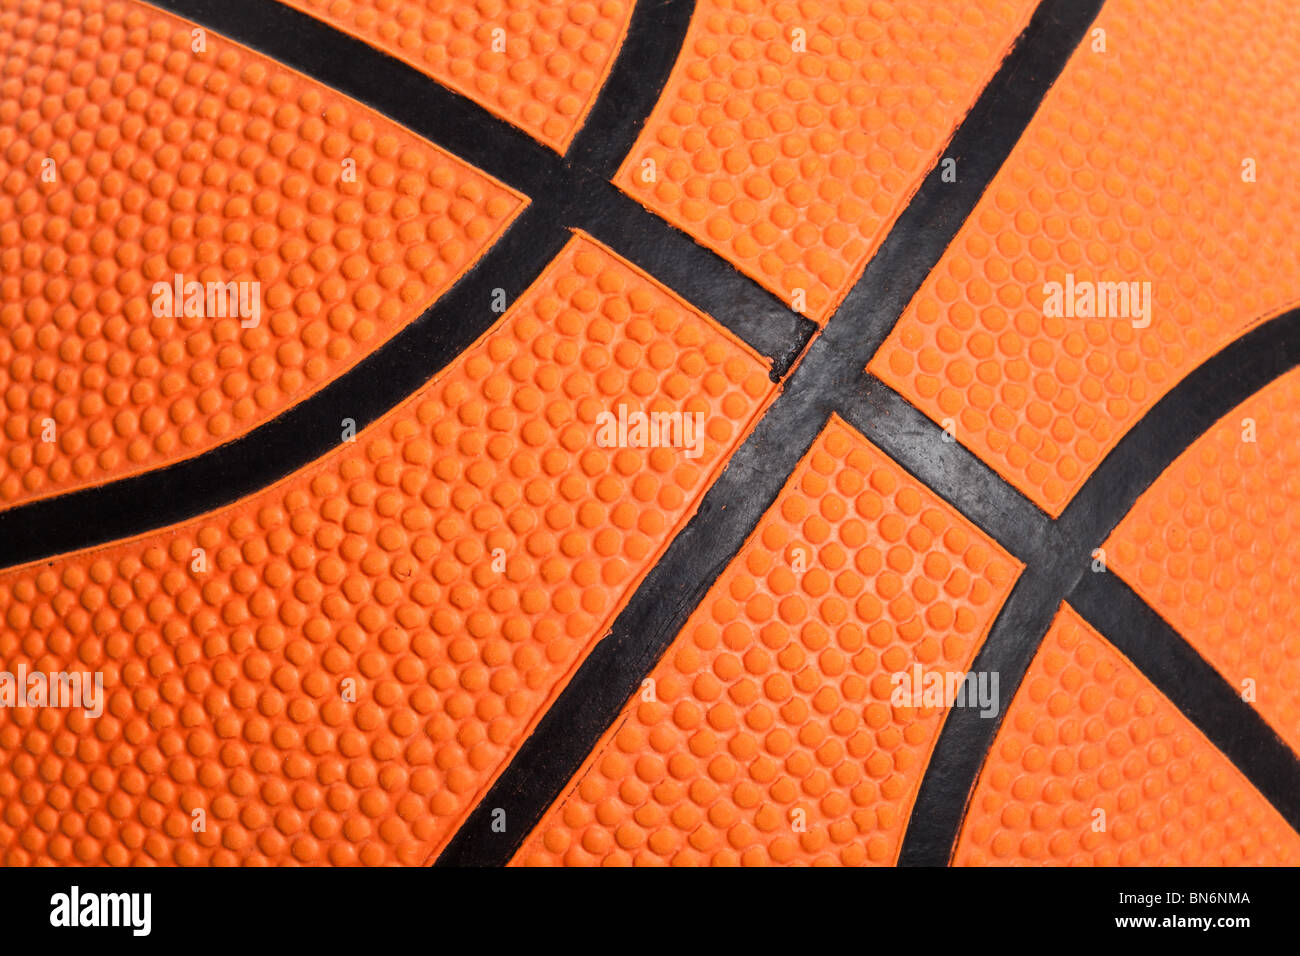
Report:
0,0,1297,867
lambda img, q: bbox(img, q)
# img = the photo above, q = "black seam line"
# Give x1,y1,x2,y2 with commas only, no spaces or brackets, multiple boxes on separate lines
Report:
898,307,1300,866
145,0,563,195
837,374,1050,566
434,388,839,868
1069,571,1300,837
0,206,567,570
143,0,813,377
434,0,1105,866
565,0,697,179
568,178,815,378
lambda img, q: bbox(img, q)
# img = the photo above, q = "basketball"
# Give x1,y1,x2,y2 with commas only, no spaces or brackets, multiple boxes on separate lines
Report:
1,0,1298,884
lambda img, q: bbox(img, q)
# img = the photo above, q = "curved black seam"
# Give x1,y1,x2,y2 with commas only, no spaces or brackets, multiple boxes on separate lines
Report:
897,308,1300,865
145,0,562,195
1069,570,1300,836
0,206,568,568
434,0,1107,866
564,0,698,179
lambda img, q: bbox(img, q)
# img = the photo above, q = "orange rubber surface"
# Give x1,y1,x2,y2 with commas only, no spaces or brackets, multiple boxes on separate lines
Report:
871,0,1300,514
0,0,524,509
955,604,1300,865
616,0,1036,323
281,0,634,152
513,417,1019,865
1106,368,1300,761
0,233,773,865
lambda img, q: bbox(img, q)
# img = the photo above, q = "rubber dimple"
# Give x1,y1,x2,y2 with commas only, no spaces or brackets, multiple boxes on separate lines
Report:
1106,367,1300,763
872,0,1300,515
0,234,773,866
512,416,1019,866
279,0,635,153
955,604,1300,866
615,0,1036,324
0,0,524,509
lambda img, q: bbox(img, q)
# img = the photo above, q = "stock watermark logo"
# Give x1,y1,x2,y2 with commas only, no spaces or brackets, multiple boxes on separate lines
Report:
151,273,261,328
49,886,151,936
890,664,999,718
1042,272,1152,328
594,403,706,459
0,665,103,718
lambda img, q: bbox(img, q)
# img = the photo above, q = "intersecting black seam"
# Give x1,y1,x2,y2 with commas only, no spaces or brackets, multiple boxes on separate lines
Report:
143,0,814,376
0,0,742,567
898,308,1300,865
434,0,1108,866
122,0,1300,870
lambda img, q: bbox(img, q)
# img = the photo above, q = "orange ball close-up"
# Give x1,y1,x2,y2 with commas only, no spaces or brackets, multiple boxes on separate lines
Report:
1,0,1297,924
